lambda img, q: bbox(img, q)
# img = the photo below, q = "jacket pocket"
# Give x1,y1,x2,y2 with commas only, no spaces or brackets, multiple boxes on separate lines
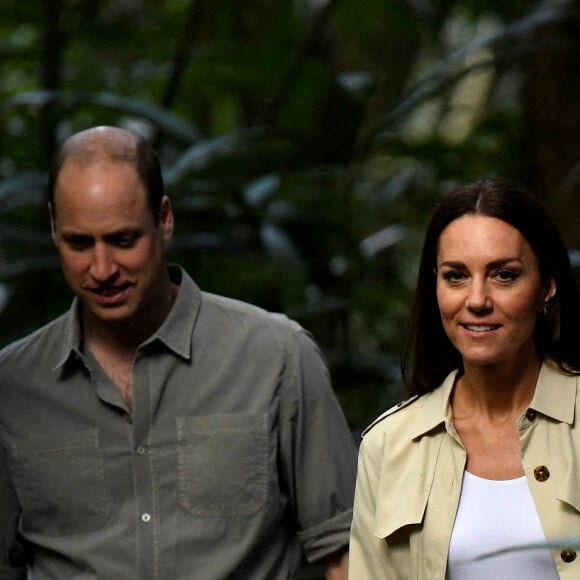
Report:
373,487,428,539
371,486,429,580
8,428,110,536
176,413,269,517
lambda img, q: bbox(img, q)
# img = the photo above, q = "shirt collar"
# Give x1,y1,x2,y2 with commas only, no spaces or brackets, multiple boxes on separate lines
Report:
147,264,200,360
53,264,201,369
53,298,84,370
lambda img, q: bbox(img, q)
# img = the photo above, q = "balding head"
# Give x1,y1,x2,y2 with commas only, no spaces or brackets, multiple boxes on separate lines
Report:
59,126,139,165
48,126,165,223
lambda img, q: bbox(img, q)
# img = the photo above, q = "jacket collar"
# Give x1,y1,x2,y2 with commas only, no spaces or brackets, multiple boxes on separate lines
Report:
409,360,577,440
407,370,458,440
529,360,577,424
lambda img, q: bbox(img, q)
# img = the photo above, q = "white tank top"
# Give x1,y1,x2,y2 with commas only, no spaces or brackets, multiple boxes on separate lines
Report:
446,471,559,579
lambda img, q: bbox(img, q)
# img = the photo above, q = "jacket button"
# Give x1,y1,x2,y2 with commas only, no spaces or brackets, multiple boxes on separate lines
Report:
561,549,577,563
525,409,536,421
534,465,550,482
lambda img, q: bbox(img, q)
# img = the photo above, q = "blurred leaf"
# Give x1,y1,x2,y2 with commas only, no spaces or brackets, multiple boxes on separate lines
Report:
0,170,45,209
243,174,281,207
260,222,308,277
366,3,579,148
0,90,202,144
164,127,268,184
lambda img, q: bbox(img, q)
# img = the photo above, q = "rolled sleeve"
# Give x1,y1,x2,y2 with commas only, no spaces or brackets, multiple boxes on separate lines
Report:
279,324,357,563
298,509,354,562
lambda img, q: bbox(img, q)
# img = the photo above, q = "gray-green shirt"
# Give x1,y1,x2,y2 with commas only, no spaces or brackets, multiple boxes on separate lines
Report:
0,266,356,580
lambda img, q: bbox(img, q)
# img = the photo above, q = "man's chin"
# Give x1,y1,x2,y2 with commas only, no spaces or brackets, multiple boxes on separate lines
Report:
84,303,134,325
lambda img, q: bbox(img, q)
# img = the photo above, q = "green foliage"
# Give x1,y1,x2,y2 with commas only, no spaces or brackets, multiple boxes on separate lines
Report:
1,0,580,439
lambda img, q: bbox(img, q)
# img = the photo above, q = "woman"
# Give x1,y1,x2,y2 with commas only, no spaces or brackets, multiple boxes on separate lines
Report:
349,180,580,579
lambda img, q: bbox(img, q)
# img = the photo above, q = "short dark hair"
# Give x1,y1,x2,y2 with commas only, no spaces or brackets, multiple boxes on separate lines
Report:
47,127,164,224
402,179,580,395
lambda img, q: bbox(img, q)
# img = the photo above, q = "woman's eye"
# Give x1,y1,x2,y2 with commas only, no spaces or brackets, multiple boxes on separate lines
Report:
442,270,465,282
495,269,518,282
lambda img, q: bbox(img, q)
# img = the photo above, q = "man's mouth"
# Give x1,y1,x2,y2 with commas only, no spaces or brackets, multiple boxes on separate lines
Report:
94,286,127,296
89,284,131,306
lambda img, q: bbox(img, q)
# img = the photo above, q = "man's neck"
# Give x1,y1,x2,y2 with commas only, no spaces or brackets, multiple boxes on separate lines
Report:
82,281,179,357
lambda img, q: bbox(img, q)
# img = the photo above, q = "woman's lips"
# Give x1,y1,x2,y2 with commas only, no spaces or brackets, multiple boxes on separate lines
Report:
461,323,501,334
463,324,499,332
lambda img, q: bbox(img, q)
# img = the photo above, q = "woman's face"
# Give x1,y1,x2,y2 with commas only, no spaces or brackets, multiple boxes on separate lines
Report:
436,215,555,370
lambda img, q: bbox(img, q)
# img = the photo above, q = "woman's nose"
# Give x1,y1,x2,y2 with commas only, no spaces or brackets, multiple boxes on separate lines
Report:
466,279,492,312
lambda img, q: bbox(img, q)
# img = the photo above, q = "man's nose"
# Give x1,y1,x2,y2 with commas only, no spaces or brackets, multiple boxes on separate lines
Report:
90,244,118,282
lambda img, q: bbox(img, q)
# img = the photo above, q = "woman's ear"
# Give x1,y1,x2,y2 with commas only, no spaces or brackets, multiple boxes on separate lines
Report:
542,278,557,308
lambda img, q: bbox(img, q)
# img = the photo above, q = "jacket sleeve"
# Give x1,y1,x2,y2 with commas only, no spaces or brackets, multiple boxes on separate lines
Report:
279,325,357,563
0,439,28,580
349,434,399,580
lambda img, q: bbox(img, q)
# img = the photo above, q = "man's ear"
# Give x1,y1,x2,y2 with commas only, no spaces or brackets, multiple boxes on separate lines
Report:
159,196,174,241
48,202,57,243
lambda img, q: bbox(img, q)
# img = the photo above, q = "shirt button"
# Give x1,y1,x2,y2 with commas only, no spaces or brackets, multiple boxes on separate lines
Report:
141,513,151,523
534,465,550,482
525,409,536,421
561,549,577,563
136,446,146,455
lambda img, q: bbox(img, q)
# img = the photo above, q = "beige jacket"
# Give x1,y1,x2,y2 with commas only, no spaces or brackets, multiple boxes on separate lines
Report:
349,361,580,579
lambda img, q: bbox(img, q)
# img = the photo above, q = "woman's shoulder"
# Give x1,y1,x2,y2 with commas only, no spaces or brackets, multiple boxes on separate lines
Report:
361,394,423,436
360,370,458,444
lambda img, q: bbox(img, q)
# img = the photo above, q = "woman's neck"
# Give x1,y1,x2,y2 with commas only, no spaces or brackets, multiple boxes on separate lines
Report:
453,356,542,420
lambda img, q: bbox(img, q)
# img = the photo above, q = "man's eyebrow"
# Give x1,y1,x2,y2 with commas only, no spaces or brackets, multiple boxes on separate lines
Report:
60,231,94,241
103,228,142,239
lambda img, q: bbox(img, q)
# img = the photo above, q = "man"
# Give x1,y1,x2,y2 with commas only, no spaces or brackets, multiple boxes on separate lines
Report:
0,126,356,579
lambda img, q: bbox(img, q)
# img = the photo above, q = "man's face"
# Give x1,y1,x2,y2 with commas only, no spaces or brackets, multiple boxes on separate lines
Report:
51,158,173,329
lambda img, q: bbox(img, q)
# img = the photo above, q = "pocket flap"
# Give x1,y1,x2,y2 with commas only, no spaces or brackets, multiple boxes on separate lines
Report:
373,478,429,539
372,434,442,539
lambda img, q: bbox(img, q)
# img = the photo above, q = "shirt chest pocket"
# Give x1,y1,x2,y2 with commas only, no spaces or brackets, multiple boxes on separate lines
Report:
8,428,110,536
176,413,269,517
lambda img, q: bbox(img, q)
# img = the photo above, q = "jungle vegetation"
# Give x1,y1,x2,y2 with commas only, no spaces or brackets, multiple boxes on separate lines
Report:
1,0,580,435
